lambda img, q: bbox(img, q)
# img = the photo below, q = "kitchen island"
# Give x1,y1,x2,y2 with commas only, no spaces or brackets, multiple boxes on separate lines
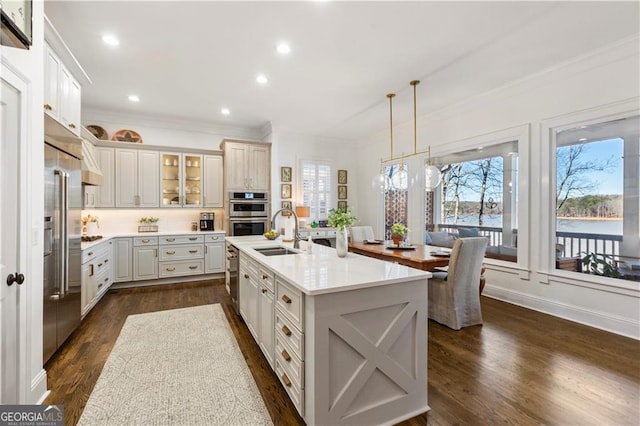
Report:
226,235,431,425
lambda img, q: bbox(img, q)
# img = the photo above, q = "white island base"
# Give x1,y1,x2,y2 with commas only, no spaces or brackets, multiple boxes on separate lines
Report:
227,236,430,425
304,280,429,425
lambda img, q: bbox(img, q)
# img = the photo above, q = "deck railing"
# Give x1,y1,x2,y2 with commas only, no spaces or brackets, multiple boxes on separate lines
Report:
435,224,622,259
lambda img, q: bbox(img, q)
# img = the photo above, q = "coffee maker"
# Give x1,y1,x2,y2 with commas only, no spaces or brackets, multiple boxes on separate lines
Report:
199,212,215,231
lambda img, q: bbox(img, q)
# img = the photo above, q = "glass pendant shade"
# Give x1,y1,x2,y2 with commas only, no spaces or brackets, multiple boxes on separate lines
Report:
425,164,442,191
391,167,409,190
372,172,391,193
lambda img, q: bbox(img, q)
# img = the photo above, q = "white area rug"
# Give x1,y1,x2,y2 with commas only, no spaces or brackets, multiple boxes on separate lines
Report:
78,304,272,425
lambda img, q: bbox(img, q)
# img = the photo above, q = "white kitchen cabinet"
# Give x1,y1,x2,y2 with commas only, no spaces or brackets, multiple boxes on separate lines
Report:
133,237,159,281
222,140,271,191
239,255,260,341
203,155,223,208
43,43,81,135
114,238,133,282
204,234,225,274
83,185,96,208
95,147,115,207
259,282,275,368
43,44,61,118
160,152,203,208
158,234,205,277
81,240,113,316
116,148,159,208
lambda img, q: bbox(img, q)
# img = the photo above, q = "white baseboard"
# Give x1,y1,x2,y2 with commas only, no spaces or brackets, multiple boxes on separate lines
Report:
483,285,640,340
30,368,49,404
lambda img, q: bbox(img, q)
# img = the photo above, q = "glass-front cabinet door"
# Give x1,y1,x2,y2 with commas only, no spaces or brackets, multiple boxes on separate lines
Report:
183,154,203,207
161,153,181,207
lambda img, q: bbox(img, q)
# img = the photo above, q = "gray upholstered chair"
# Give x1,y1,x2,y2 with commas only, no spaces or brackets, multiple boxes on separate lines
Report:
428,237,488,330
349,226,375,243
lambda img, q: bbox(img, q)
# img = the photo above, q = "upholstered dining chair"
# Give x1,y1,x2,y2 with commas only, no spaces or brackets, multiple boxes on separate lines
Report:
349,226,375,243
428,237,488,330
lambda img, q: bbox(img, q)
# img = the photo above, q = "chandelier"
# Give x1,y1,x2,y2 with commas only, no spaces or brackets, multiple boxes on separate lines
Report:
373,80,442,192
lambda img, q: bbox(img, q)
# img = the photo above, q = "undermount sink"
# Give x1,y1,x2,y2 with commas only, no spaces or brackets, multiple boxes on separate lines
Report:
254,247,301,257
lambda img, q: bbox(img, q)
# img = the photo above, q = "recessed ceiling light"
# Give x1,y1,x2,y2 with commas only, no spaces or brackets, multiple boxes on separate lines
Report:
276,43,291,55
578,138,587,142
256,74,268,85
221,108,230,116
102,34,119,47
128,95,140,102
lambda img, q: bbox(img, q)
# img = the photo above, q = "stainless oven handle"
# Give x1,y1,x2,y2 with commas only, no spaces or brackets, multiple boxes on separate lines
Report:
228,218,269,222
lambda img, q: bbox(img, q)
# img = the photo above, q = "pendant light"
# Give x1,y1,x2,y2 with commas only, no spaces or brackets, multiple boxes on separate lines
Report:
425,146,442,191
410,80,441,191
391,153,409,190
372,93,395,193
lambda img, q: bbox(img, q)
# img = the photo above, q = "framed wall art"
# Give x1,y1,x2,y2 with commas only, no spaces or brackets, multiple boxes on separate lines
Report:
337,201,347,210
0,0,32,49
281,166,292,182
338,185,348,200
338,169,348,185
281,184,292,199
282,200,292,210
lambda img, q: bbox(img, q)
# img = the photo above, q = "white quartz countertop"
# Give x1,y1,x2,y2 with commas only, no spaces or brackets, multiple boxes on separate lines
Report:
81,230,226,250
226,235,430,296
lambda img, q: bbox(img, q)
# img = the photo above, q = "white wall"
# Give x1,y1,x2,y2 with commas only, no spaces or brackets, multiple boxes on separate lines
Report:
1,1,47,403
354,35,640,339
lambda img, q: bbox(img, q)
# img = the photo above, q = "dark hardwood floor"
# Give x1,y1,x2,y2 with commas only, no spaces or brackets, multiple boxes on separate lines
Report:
44,280,640,426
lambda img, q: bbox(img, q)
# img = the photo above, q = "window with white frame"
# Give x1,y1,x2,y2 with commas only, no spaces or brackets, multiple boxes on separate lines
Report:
552,115,638,281
301,160,332,221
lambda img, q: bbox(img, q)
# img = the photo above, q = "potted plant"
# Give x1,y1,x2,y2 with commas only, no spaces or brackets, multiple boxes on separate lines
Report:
581,252,621,278
328,207,358,257
391,223,408,246
138,217,159,232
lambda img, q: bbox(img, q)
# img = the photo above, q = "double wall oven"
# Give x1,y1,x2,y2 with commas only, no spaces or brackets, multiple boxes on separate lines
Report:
228,192,270,236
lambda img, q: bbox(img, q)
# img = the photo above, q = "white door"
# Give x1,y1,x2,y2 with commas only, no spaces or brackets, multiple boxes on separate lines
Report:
1,76,25,403
203,155,223,207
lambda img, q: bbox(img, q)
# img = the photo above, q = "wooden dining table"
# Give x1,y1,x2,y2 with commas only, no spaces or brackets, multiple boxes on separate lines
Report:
348,241,451,271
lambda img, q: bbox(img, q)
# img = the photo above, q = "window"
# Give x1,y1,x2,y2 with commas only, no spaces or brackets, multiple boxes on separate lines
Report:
301,160,332,221
430,141,519,262
553,116,638,281
384,163,408,240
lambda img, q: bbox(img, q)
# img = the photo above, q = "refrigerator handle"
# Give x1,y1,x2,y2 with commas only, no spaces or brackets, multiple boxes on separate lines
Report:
55,169,66,297
63,172,70,294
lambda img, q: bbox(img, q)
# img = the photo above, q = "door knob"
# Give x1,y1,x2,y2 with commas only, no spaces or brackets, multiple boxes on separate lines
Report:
6,273,25,286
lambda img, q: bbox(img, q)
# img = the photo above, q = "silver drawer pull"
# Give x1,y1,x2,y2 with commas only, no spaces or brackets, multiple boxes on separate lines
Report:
262,289,267,294
262,274,268,280
281,325,292,336
189,237,197,241
166,267,176,271
87,251,94,256
141,239,150,243
166,238,176,242
166,250,175,255
243,273,249,279
98,283,103,289
104,259,109,263
104,277,109,282
189,265,198,270
98,263,103,267
281,349,291,362
211,236,219,240
281,295,292,304
189,250,198,254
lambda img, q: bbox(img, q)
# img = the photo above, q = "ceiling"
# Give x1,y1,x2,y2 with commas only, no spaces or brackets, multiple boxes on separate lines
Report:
44,1,640,141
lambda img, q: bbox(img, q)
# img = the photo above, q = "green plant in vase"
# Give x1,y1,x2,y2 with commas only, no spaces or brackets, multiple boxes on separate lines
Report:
328,207,358,257
391,223,408,246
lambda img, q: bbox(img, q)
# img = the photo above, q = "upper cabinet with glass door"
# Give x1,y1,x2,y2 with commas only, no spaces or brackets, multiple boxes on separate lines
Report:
161,153,203,207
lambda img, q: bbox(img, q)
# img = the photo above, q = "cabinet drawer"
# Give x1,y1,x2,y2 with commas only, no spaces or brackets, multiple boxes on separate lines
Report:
159,244,204,261
134,236,158,246
258,266,275,292
159,235,204,245
309,230,326,237
94,267,112,295
275,360,304,417
240,255,259,279
205,234,225,243
325,229,337,237
276,278,304,329
275,311,304,358
276,336,304,389
159,259,204,277
82,240,109,264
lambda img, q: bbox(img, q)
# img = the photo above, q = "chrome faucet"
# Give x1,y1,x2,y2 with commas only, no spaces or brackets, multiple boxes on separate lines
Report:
272,208,300,249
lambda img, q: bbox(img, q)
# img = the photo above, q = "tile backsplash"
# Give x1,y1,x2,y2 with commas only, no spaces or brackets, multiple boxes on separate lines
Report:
81,209,225,234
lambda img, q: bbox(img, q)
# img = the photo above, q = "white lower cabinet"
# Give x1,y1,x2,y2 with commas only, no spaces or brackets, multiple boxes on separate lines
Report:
158,234,204,277
114,238,133,282
205,234,225,273
81,240,114,316
259,282,275,368
133,237,159,281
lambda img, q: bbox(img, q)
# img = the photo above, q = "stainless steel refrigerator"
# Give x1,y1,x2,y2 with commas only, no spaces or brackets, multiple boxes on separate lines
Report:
43,141,82,363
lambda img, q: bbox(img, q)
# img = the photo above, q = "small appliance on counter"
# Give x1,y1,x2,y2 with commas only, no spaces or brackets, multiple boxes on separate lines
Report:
200,212,215,231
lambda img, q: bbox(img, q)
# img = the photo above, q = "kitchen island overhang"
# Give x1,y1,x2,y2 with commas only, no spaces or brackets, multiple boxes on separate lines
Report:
227,236,430,425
